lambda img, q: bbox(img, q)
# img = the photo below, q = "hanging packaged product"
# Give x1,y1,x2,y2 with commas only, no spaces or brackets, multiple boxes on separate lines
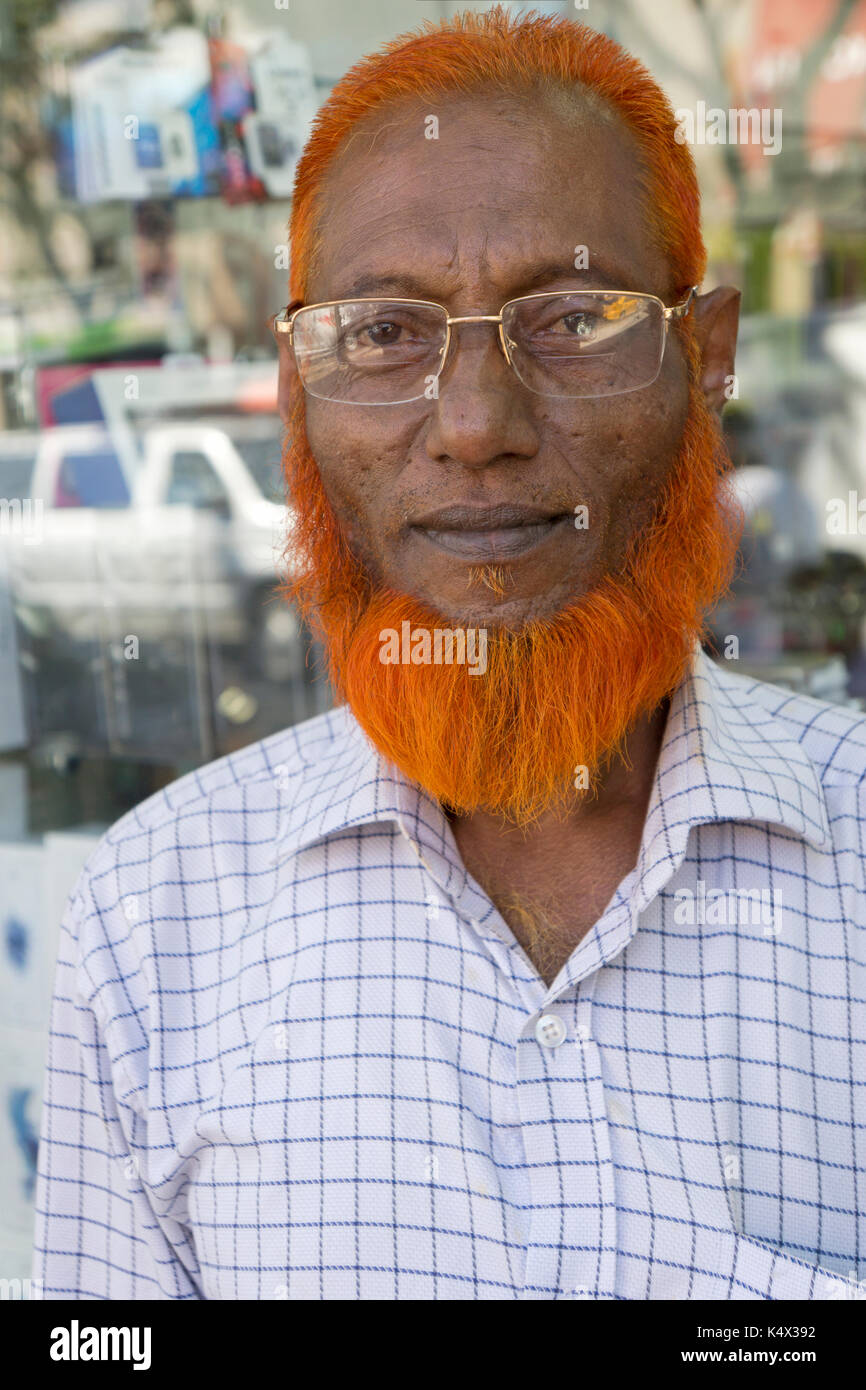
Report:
69,26,222,203
208,29,317,203
243,33,318,199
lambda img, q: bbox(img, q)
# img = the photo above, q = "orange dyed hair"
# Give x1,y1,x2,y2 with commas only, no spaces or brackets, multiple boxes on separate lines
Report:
288,3,706,303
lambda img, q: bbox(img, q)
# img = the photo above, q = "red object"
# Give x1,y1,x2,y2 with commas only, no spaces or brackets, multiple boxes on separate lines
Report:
35,362,154,427
207,36,267,205
737,0,866,172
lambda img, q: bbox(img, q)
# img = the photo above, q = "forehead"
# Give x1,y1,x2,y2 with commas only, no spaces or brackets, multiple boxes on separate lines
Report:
307,86,673,302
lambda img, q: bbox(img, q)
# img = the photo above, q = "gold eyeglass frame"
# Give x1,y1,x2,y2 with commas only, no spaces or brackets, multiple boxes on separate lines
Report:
271,285,699,402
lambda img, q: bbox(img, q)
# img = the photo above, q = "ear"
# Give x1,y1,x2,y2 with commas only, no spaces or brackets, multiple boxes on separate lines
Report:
689,286,741,416
273,299,303,425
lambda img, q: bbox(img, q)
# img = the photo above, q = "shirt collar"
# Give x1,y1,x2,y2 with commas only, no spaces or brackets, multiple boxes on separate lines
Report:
271,645,832,891
631,643,832,916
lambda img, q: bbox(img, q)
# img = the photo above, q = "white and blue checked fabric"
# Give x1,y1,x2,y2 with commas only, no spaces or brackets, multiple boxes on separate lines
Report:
32,646,866,1300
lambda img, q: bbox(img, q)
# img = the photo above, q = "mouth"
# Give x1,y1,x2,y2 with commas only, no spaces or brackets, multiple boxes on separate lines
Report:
409,504,572,563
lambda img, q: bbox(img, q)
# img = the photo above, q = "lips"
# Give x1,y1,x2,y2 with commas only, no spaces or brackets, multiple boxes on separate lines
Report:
409,503,571,562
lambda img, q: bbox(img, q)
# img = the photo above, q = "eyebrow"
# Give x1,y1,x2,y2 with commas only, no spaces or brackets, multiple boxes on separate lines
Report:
336,258,639,302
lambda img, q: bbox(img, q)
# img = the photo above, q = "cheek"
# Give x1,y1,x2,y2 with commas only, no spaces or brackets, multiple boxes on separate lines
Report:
303,402,408,560
611,342,691,465
546,365,689,558
607,380,690,549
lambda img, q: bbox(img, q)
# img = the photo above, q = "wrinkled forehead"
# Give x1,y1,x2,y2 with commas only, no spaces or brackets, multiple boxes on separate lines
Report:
304,84,675,304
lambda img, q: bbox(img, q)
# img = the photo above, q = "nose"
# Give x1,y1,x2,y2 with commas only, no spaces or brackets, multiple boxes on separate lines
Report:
424,320,538,471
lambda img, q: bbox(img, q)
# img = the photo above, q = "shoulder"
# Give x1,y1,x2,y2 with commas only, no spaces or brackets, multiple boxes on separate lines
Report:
66,703,357,942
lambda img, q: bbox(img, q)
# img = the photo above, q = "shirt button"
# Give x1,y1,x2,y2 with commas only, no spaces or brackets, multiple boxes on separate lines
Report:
535,1013,567,1048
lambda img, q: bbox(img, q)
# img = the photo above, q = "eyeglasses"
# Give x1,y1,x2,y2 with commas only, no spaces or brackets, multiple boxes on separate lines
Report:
272,286,698,405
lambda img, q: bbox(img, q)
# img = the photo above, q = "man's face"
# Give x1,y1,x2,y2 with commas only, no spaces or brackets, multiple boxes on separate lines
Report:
297,88,691,628
275,84,739,825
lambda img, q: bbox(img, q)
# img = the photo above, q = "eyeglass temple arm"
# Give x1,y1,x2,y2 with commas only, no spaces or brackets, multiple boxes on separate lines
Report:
273,309,294,341
665,285,699,321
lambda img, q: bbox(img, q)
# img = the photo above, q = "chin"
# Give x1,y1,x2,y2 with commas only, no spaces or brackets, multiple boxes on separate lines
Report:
413,583,586,631
387,530,595,628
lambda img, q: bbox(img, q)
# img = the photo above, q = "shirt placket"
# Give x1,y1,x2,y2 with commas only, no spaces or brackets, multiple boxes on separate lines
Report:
396,797,642,1301
516,969,619,1299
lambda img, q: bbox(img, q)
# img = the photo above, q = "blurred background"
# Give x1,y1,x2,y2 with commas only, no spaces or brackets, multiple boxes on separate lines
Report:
1,0,865,1286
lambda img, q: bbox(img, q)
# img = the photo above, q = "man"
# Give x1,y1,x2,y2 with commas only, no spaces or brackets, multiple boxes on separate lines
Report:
34,8,866,1300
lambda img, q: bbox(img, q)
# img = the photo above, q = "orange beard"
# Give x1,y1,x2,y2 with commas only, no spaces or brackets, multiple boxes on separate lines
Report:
279,380,741,828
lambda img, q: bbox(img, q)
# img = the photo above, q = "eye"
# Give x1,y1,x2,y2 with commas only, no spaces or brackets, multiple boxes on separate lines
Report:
364,320,402,347
560,312,597,340
343,318,414,352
